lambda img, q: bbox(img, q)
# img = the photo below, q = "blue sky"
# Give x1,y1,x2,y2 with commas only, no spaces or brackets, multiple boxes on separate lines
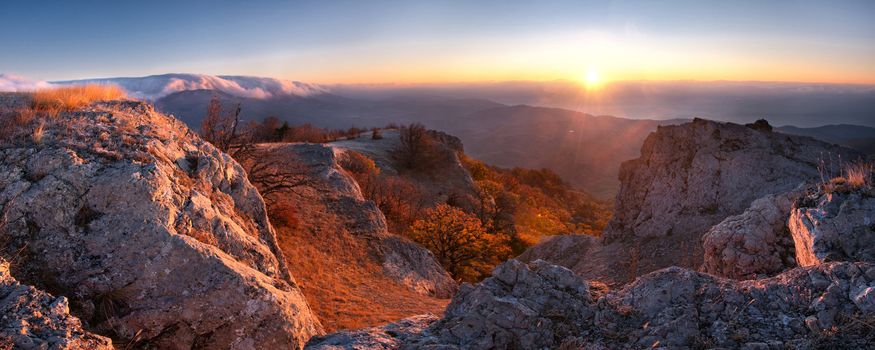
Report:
2,0,874,83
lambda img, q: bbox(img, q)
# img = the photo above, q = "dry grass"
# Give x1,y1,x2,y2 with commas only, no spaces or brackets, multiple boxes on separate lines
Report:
271,196,448,332
31,84,126,114
845,162,873,188
1,85,127,143
823,162,873,194
31,120,46,144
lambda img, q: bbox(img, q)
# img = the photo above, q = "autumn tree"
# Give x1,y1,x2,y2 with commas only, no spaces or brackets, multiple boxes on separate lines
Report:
408,204,509,281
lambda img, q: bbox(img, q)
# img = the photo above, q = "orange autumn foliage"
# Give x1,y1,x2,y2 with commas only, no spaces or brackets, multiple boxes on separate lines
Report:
408,204,510,281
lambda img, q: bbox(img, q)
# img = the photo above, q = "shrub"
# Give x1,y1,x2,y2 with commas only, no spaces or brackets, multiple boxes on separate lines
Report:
371,128,383,140
338,151,379,176
360,174,426,234
31,84,126,113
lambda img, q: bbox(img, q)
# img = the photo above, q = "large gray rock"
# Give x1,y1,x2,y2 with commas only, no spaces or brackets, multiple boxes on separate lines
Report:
306,315,438,350
408,259,593,349
0,259,112,350
789,187,875,266
312,260,875,349
605,119,859,275
702,191,800,279
525,119,860,284
0,101,321,349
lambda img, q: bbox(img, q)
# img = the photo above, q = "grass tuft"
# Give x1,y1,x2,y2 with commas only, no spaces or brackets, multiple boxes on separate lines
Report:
845,162,873,188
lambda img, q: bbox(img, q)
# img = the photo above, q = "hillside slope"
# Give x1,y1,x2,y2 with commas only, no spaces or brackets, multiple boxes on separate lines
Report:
777,124,875,156
252,142,456,332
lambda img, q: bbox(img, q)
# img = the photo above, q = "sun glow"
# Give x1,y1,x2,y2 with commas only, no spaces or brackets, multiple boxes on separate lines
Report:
583,68,602,89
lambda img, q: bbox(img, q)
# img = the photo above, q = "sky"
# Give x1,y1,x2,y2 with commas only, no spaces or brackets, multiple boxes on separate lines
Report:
2,0,874,84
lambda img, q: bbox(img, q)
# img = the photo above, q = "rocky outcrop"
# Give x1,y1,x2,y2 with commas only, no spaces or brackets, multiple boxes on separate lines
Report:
524,119,861,284
790,186,875,266
605,119,860,274
0,101,321,348
262,143,456,298
311,259,875,349
0,259,112,350
408,259,593,349
702,191,801,279
331,129,480,212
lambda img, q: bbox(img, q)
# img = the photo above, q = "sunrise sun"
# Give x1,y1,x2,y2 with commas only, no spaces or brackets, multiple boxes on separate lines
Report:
583,68,602,88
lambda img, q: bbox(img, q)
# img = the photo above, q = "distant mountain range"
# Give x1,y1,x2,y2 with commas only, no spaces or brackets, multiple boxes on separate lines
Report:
48,73,875,198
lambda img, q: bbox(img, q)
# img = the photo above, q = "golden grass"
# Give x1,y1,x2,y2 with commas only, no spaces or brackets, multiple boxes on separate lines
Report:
31,84,126,113
32,120,45,144
1,85,126,143
846,162,873,188
271,198,448,332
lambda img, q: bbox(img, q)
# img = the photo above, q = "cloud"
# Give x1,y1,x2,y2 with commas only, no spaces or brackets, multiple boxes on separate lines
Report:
54,74,327,100
0,73,53,92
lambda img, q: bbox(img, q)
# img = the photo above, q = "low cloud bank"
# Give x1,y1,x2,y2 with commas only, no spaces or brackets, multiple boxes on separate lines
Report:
0,73,53,91
55,74,326,100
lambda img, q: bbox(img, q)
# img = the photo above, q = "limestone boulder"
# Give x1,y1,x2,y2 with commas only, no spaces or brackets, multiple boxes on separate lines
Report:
0,101,322,349
702,191,801,279
789,187,875,266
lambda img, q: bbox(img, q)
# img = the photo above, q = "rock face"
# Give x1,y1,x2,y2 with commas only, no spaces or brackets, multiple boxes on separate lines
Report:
306,315,437,350
524,119,861,284
0,259,112,350
0,101,321,348
790,187,875,266
262,143,456,298
605,119,860,274
702,191,801,279
310,259,875,349
409,259,593,349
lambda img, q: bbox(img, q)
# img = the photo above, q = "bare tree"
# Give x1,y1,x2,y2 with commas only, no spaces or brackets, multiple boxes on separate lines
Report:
199,96,314,204
392,123,436,170
236,151,316,205
200,96,246,157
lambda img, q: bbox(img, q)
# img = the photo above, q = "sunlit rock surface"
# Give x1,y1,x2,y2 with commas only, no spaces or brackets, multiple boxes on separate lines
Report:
310,259,875,349
522,119,861,285
790,186,875,266
0,100,321,349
